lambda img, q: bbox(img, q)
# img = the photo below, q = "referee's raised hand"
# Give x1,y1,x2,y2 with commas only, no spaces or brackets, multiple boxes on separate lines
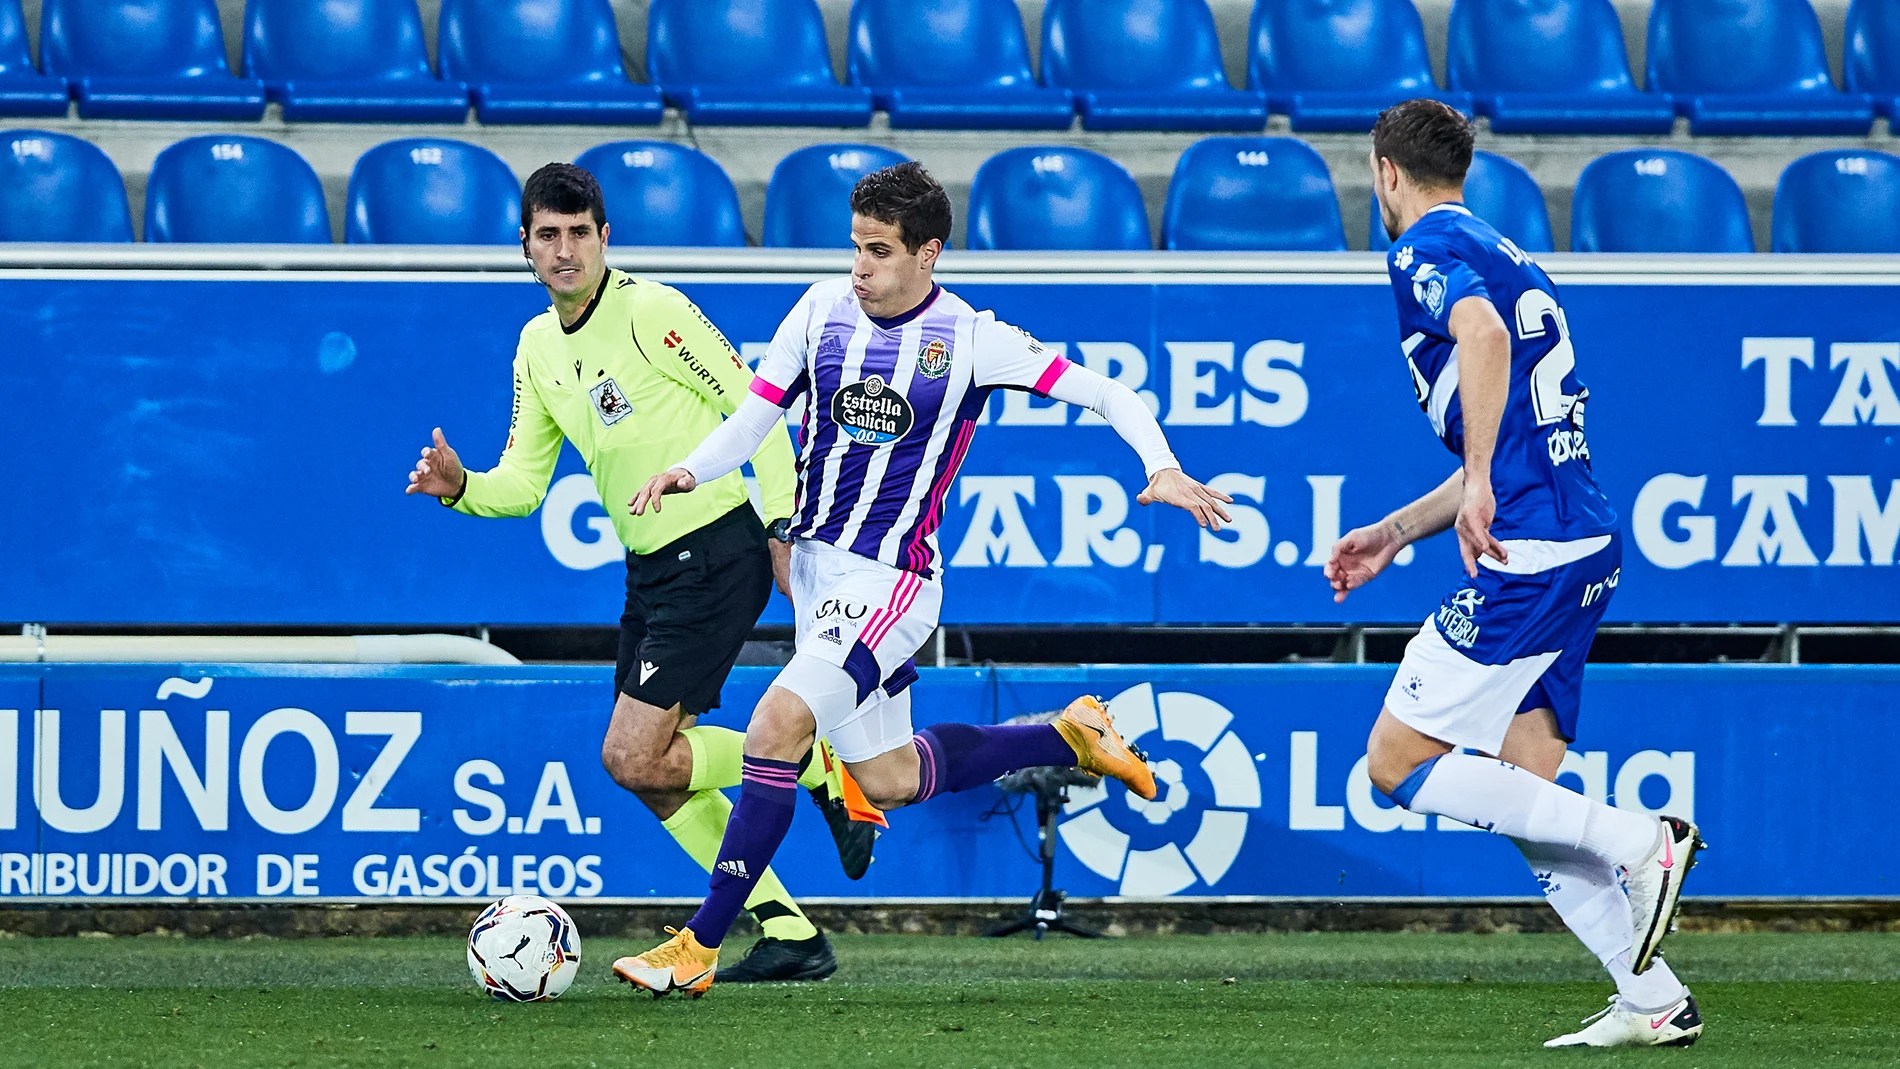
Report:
406,427,467,499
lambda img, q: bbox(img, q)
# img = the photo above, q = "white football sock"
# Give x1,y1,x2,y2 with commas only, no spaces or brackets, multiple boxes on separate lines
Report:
1609,950,1688,1012
1516,839,1632,962
1404,753,1659,866
1516,838,1688,1013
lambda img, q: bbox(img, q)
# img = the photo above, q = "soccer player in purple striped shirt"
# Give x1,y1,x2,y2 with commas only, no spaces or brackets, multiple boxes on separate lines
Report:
612,162,1230,996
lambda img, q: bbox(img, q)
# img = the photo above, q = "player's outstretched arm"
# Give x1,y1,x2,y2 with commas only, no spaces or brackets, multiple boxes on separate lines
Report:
1447,294,1512,577
1039,361,1233,531
627,391,782,515
1325,468,1461,603
1136,469,1234,532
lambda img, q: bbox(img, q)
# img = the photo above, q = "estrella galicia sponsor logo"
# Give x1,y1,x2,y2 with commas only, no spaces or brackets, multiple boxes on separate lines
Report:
832,374,914,445
815,598,868,621
916,338,951,379
589,377,632,427
1438,587,1483,648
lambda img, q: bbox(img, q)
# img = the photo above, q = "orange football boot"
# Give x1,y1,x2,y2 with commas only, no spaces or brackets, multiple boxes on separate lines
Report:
613,926,718,998
1053,695,1157,800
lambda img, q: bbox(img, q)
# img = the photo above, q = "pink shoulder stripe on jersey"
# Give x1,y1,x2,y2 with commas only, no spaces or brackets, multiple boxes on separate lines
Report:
750,377,789,405
1032,356,1073,395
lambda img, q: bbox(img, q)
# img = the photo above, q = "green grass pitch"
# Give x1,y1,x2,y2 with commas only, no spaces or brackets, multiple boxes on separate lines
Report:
1,931,1894,1068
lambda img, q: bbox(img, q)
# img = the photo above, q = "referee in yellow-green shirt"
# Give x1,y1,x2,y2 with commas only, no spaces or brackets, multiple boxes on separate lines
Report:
406,163,858,982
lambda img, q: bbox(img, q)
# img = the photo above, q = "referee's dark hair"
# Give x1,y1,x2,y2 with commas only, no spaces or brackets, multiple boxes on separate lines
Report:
521,162,607,235
1371,99,1474,190
850,162,952,253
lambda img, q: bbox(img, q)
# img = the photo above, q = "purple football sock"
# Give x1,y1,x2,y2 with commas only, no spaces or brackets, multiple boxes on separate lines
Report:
684,755,799,949
911,722,1077,803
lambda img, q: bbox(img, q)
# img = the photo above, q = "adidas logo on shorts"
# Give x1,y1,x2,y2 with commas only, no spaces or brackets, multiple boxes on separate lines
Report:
818,626,842,644
716,859,751,879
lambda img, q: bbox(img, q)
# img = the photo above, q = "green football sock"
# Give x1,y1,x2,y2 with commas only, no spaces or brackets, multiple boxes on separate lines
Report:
658,788,818,943
682,723,828,792
682,725,744,792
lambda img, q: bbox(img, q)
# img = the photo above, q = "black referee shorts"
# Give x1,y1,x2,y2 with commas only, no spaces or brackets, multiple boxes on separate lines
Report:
614,503,773,717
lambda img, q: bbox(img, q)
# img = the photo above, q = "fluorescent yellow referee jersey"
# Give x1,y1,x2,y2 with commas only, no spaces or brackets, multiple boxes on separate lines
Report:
452,269,797,555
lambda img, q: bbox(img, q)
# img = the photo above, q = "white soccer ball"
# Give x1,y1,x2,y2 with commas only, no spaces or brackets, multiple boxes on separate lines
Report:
467,895,581,1002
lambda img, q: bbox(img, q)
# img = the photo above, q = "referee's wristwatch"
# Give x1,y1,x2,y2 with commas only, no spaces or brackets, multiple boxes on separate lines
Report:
768,517,795,544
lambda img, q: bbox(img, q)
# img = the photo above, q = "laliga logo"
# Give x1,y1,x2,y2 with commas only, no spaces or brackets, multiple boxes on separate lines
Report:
1056,684,1261,896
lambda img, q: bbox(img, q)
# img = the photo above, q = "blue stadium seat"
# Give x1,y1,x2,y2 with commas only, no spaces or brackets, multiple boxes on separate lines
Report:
1648,0,1874,135
0,0,68,117
648,0,872,127
1571,149,1753,253
1040,0,1265,131
1846,0,1900,121
1772,150,1900,253
439,0,660,125
763,144,908,248
346,139,521,245
968,146,1151,250
1249,0,1473,132
575,142,746,248
1164,137,1344,250
145,135,329,243
1369,150,1553,253
1446,0,1674,134
40,0,265,119
0,129,131,240
244,0,467,123
849,0,1073,130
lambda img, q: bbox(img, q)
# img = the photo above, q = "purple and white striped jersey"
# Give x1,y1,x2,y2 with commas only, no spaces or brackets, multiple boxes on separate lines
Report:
748,277,1069,578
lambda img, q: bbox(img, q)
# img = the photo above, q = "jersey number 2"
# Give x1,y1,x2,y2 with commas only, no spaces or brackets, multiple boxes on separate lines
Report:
1514,289,1577,426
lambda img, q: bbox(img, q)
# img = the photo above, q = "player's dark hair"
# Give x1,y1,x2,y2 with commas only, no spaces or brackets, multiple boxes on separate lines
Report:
1371,99,1474,189
849,162,952,253
521,162,606,235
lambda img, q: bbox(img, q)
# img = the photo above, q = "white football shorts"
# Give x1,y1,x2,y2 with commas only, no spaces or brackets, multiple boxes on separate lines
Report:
1384,534,1621,755
771,538,940,763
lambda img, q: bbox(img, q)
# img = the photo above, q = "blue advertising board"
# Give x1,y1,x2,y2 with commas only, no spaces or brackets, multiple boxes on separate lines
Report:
3,262,1896,625
1,663,1893,902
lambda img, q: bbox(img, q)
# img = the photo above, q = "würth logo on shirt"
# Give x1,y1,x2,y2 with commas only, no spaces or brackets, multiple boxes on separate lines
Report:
716,860,751,879
662,330,683,348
